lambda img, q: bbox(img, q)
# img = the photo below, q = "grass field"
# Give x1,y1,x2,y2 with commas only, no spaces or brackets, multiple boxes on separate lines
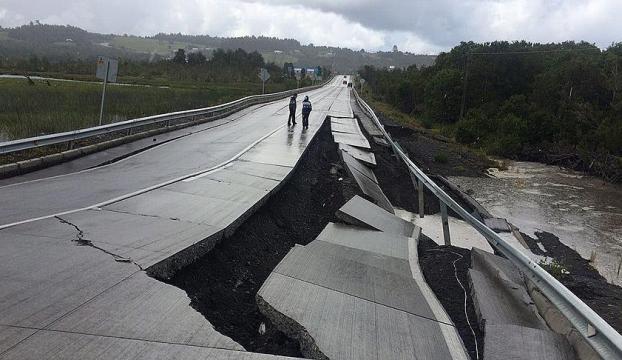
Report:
0,77,292,140
109,36,199,56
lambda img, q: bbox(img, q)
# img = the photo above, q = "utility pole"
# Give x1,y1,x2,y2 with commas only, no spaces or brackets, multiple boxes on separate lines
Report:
459,52,470,121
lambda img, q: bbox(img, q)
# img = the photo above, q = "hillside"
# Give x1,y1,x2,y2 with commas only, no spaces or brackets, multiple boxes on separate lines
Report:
0,23,436,72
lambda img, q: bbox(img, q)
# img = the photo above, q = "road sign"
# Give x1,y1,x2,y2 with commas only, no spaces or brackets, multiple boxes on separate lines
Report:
96,57,118,83
258,68,270,94
258,68,270,82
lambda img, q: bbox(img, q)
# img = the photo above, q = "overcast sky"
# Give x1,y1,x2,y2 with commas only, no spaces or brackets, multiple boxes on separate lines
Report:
1,0,620,54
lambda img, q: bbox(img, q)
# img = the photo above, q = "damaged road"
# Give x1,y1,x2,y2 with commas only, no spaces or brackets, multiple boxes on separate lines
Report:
164,121,363,357
54,215,142,268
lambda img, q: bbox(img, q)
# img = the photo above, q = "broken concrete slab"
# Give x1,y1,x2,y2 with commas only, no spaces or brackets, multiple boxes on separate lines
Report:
257,272,460,360
316,222,409,260
0,330,305,360
48,271,242,350
484,218,512,233
471,247,525,287
355,113,383,137
330,117,359,126
373,136,390,147
340,150,378,183
336,195,416,237
332,132,371,149
338,144,376,166
303,240,412,278
484,324,576,360
273,244,435,318
394,209,495,253
330,121,361,135
468,267,547,330
341,156,393,213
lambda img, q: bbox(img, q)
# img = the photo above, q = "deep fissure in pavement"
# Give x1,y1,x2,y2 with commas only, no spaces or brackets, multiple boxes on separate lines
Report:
162,121,362,356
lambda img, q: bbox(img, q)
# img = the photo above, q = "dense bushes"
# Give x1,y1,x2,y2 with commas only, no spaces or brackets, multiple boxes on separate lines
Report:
360,41,622,181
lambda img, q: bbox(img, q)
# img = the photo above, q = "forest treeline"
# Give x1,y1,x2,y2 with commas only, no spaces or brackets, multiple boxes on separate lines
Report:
0,24,436,72
0,47,324,86
359,41,622,182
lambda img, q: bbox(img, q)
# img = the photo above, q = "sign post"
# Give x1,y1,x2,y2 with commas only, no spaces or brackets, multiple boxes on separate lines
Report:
258,68,270,94
295,71,301,88
96,57,118,126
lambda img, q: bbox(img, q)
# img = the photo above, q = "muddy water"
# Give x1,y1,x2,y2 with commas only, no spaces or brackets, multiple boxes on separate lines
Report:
449,161,622,285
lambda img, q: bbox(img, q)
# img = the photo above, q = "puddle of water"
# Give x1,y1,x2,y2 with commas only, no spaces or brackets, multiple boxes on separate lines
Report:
450,161,622,285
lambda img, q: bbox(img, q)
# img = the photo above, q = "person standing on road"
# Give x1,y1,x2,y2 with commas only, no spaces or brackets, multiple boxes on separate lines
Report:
301,96,312,129
288,94,297,126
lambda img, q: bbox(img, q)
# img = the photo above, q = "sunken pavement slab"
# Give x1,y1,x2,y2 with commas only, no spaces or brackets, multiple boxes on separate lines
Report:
330,117,392,214
257,197,469,360
468,248,576,359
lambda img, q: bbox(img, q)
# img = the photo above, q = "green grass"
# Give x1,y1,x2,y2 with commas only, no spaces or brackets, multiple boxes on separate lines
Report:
261,51,298,66
433,152,449,163
359,90,424,129
109,36,197,55
0,78,290,140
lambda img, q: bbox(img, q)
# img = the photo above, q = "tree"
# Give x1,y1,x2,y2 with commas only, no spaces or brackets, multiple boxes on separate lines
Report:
187,52,206,65
173,49,186,64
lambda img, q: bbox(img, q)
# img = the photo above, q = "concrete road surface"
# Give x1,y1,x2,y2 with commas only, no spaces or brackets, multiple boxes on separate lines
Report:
0,78,345,228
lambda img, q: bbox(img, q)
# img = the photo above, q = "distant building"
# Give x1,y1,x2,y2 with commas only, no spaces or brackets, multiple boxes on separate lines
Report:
392,45,398,53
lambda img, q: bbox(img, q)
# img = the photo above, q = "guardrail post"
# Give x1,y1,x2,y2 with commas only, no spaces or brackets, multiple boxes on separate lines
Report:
440,202,451,245
68,140,75,150
418,179,425,218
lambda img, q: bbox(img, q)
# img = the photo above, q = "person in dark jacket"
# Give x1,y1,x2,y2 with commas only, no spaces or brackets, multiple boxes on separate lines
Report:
288,94,297,126
301,96,312,129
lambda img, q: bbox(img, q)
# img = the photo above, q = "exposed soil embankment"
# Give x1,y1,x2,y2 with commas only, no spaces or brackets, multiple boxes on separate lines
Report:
521,231,622,333
418,236,484,360
376,112,494,178
163,121,362,356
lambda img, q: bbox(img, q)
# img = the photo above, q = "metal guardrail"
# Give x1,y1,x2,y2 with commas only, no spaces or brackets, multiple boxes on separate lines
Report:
353,88,622,359
0,78,334,155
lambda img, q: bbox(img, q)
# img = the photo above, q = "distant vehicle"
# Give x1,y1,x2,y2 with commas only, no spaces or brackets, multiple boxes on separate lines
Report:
347,82,353,88
343,80,347,85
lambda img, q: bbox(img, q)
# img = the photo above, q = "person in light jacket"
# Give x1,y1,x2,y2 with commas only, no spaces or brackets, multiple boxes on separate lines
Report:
301,96,312,129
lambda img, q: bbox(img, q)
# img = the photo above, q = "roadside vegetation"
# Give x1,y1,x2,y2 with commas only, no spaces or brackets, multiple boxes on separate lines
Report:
0,48,323,140
359,41,622,182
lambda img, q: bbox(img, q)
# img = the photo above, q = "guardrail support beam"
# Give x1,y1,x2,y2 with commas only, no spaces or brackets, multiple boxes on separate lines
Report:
440,202,451,245
418,179,425,218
